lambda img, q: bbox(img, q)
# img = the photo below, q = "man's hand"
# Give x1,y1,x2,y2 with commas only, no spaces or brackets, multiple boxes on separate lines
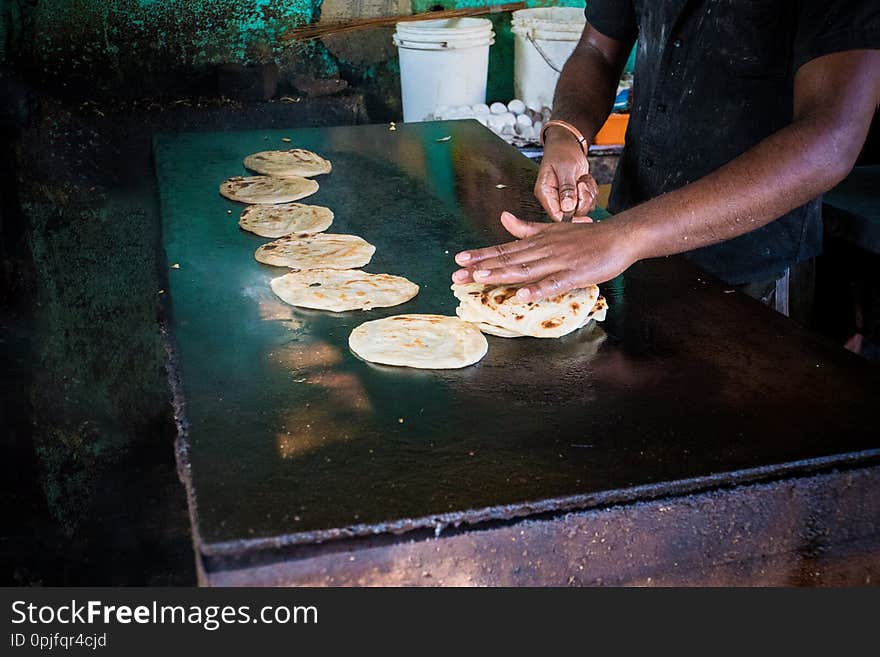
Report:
452,211,639,301
535,129,599,222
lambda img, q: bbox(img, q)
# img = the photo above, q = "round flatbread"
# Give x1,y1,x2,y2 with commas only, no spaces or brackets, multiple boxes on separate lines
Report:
243,149,332,178
239,203,333,238
219,175,319,204
270,269,419,312
452,283,604,338
255,233,375,270
349,314,488,369
460,295,607,338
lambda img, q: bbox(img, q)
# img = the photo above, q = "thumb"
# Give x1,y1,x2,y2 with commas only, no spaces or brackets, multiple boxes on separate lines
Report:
554,165,578,215
500,211,548,239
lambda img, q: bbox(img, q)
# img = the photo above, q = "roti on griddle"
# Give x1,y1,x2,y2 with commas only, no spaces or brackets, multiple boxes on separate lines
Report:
239,203,333,238
270,269,419,312
254,233,376,269
461,296,607,338
219,175,319,204
243,149,332,178
452,283,605,338
349,314,488,369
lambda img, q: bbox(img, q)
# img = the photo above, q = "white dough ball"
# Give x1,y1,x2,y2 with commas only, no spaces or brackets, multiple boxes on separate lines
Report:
490,102,508,115
516,113,533,127
472,103,491,116
500,112,516,126
507,99,526,115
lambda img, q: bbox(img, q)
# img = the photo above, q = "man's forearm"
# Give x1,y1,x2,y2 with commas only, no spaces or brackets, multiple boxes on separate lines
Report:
551,29,629,143
618,112,871,263
618,50,880,264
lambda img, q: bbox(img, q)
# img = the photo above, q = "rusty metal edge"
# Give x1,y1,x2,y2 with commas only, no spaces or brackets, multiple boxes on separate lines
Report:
160,318,209,586
154,137,208,586
198,448,880,559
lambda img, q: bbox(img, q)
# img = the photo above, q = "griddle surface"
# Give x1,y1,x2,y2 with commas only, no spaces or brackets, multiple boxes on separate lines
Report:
154,121,879,553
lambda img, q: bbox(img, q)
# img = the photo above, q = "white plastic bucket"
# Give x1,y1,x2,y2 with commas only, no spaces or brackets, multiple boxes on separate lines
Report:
393,18,495,123
511,8,585,111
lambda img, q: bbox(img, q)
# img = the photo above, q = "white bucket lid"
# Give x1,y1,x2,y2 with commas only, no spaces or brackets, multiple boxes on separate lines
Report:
393,17,495,50
511,7,585,39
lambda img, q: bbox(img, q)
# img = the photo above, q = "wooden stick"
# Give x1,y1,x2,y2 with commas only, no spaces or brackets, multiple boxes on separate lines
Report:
281,3,526,42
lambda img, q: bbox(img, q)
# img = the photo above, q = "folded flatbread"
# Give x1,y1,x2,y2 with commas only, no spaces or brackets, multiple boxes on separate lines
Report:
239,203,333,238
349,314,488,369
255,233,375,270
243,149,332,178
271,269,419,312
452,283,606,338
220,175,318,204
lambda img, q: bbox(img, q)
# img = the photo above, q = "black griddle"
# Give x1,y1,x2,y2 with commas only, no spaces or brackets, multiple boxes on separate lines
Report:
154,120,879,570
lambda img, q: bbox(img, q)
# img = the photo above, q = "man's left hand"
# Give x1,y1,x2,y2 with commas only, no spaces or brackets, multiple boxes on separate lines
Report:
452,211,640,302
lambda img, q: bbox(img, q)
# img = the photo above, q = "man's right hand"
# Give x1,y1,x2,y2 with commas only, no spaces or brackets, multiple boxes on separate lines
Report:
535,127,599,222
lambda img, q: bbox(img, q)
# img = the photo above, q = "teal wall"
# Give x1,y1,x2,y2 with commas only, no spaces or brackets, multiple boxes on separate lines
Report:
6,1,633,106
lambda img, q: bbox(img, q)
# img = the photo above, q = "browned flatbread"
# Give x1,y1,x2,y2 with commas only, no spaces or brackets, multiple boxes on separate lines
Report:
254,234,375,269
219,175,318,204
452,283,606,338
270,269,419,312
348,314,488,369
243,149,332,178
239,203,333,238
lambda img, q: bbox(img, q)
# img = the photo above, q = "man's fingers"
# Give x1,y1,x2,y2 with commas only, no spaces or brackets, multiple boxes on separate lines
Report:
534,167,564,221
455,212,549,266
455,237,535,269
554,165,579,215
515,271,575,302
452,268,474,284
462,244,553,274
469,257,561,286
575,175,599,216
500,211,549,239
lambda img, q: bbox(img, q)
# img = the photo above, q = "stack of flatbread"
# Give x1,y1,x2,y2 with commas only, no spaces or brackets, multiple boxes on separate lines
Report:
452,283,607,338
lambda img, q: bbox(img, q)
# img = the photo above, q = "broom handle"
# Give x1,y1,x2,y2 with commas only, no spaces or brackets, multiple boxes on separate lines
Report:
281,3,526,42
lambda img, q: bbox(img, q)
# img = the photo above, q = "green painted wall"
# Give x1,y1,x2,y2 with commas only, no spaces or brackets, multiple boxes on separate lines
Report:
24,0,339,82
14,0,601,104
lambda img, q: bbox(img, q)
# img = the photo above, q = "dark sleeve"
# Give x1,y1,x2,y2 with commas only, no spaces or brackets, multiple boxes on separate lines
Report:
585,0,638,43
793,0,880,71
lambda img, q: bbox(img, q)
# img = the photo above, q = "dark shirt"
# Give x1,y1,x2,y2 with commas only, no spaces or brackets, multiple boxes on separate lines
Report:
586,0,880,285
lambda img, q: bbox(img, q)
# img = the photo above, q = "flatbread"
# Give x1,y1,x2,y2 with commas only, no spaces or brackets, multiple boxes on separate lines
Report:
452,283,605,338
239,203,333,238
270,269,419,312
243,149,332,178
349,314,488,369
255,233,375,269
461,296,607,338
219,175,319,204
